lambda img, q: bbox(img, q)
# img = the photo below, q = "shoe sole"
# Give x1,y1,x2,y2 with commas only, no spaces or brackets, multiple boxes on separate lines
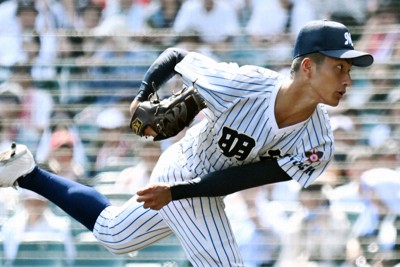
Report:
0,144,35,187
0,144,27,164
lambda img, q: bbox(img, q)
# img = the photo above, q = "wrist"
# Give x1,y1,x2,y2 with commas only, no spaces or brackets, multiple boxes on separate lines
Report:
170,178,201,200
135,81,153,102
129,99,140,115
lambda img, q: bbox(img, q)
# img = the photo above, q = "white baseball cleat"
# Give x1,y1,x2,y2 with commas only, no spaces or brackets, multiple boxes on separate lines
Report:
0,143,35,187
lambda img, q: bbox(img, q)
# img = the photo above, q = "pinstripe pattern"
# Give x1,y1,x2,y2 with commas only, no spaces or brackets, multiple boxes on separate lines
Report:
156,144,243,266
93,196,171,255
94,143,244,266
175,52,334,187
93,51,334,266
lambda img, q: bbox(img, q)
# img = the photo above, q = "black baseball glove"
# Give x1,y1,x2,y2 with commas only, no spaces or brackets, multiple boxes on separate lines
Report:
130,86,207,141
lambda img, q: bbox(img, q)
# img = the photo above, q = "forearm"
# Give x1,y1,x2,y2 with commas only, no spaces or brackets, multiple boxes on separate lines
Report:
135,47,189,101
170,160,291,200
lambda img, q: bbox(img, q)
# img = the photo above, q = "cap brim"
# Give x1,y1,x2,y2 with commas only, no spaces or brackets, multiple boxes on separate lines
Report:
320,49,374,67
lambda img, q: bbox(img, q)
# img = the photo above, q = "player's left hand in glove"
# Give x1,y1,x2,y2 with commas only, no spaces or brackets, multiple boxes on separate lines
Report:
130,86,206,141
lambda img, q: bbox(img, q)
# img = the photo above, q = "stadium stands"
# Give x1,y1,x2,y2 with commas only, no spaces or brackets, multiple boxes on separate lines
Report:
0,0,400,266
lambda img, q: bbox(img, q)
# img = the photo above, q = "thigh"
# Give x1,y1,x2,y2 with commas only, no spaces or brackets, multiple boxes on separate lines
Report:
153,144,244,266
160,195,244,267
93,195,172,254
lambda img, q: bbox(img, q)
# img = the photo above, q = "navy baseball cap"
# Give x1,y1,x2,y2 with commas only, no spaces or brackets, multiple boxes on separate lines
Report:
293,20,373,67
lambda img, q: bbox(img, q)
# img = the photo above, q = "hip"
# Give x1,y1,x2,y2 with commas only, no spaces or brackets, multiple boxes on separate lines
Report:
150,142,196,184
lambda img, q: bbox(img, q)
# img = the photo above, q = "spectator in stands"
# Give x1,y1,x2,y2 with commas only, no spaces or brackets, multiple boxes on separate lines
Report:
354,63,399,110
1,188,76,266
93,106,136,174
62,3,104,82
323,0,369,29
61,0,105,23
172,0,240,50
329,148,379,237
114,141,162,194
356,3,400,64
101,0,148,34
0,0,58,72
35,109,88,177
226,186,289,267
73,2,104,30
28,0,74,81
41,128,86,183
144,0,182,45
0,0,39,66
244,0,318,65
329,114,360,162
364,89,400,154
277,183,351,267
355,167,400,267
6,64,54,151
35,0,73,30
55,32,109,105
345,63,400,149
222,0,249,26
329,148,400,266
22,30,57,82
245,0,289,43
369,64,398,103
88,17,157,104
146,0,182,29
55,34,91,104
0,82,23,151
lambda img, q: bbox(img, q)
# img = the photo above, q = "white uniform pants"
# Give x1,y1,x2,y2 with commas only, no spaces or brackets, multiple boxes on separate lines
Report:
93,143,244,267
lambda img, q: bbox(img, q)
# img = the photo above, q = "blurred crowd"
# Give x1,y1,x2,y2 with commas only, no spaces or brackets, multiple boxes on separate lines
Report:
0,0,399,266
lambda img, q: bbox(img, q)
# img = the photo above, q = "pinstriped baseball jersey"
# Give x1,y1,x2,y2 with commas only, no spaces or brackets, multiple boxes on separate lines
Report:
175,52,334,187
93,51,336,267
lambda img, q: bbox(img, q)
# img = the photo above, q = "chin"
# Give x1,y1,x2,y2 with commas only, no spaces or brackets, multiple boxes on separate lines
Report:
322,101,339,107
328,98,341,107
330,102,340,107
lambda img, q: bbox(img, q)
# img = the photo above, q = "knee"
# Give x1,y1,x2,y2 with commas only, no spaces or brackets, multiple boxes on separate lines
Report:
99,239,139,255
105,245,130,255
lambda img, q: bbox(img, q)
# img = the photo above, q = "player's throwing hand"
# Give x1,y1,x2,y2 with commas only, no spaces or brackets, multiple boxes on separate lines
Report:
136,182,172,210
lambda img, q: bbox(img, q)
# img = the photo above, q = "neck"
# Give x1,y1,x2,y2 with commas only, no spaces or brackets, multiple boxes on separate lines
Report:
274,80,318,128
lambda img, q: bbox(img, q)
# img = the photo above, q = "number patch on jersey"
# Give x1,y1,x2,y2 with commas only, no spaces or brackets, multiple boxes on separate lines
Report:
218,127,256,161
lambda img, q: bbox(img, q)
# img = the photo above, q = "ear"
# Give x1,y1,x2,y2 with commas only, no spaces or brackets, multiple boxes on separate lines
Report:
301,57,314,79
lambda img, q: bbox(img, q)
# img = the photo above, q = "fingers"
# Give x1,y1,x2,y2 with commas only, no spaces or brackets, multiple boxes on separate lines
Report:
136,188,154,208
136,187,150,196
136,183,172,210
137,196,158,210
136,186,162,210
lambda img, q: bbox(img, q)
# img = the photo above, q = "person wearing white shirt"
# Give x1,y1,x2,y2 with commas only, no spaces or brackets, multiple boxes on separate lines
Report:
1,189,76,266
173,0,240,45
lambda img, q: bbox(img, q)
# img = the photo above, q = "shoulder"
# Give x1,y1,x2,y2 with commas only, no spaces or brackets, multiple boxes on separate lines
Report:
180,52,281,76
177,52,239,76
181,52,220,65
238,65,283,79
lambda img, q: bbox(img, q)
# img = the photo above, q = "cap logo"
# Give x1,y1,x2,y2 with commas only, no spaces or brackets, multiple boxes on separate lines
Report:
344,32,353,47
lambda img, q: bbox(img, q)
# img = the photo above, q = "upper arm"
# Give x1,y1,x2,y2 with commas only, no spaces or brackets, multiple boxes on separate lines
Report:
278,107,335,187
175,54,276,116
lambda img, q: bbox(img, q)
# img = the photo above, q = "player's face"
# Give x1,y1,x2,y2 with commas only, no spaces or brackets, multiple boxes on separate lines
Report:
310,56,352,107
